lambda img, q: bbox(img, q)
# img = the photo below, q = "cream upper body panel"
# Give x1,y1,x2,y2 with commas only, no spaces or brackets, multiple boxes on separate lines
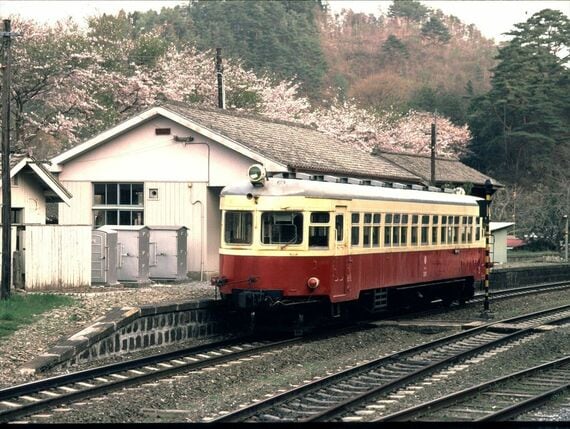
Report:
220,178,484,256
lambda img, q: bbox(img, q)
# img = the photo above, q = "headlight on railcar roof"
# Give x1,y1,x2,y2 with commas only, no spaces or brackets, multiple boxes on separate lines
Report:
248,164,267,186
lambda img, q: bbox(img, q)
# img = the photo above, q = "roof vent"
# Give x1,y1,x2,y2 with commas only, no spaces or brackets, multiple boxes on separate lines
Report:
411,184,424,191
155,128,171,135
392,183,406,189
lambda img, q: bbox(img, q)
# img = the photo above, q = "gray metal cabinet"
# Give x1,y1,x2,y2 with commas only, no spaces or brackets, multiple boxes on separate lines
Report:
148,226,188,281
111,226,150,284
92,227,119,285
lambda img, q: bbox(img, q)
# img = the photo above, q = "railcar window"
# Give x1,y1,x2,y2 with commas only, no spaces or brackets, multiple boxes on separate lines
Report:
432,215,439,244
454,216,460,244
372,213,381,247
421,215,430,245
401,214,408,246
310,211,330,248
335,214,344,242
261,212,303,245
467,217,473,242
392,214,402,246
384,214,393,246
363,213,372,247
476,217,481,241
351,213,360,246
225,211,253,245
461,216,468,243
446,216,452,243
441,216,447,245
411,215,419,245
311,212,330,223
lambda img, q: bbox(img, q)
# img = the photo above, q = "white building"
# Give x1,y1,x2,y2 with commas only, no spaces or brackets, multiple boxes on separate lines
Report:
490,222,515,264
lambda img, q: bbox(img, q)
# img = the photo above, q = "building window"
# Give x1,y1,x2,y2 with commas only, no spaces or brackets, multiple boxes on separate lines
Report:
93,183,144,227
11,208,23,224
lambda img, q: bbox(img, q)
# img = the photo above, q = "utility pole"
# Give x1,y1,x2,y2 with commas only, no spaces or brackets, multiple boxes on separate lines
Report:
1,20,16,300
215,48,225,109
480,179,494,319
430,122,436,186
563,215,568,263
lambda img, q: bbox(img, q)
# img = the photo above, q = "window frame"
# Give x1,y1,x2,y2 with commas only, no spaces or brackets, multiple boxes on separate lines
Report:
93,182,144,227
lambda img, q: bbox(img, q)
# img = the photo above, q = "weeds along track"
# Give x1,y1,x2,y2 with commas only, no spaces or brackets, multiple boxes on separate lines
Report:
211,304,570,422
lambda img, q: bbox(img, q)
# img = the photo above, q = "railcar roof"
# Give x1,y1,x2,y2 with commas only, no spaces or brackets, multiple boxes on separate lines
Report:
221,179,481,207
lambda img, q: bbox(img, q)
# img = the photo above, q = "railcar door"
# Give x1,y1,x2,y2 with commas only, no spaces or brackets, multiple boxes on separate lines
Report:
332,206,350,298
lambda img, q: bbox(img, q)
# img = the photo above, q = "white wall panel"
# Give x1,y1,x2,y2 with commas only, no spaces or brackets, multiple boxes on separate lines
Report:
24,225,91,290
58,181,92,225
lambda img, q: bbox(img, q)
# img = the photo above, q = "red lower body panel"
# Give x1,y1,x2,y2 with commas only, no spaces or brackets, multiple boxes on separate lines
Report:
219,248,485,303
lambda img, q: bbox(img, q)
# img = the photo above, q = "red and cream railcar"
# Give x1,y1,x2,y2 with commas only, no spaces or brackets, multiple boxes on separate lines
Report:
214,166,486,314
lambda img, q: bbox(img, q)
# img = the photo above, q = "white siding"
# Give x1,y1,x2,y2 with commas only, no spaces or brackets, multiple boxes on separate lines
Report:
54,116,265,277
144,181,210,274
5,173,46,224
24,225,91,290
58,181,92,225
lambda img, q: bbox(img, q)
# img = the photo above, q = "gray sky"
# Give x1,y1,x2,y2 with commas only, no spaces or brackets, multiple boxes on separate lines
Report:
1,1,569,42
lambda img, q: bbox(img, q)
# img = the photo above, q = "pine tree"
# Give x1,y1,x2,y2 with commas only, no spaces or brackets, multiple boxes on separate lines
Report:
466,9,570,187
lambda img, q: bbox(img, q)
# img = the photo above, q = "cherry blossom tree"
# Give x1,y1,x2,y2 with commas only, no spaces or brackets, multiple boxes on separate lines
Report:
5,16,471,160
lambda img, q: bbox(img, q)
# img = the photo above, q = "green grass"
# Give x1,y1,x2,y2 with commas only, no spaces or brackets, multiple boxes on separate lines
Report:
0,294,76,339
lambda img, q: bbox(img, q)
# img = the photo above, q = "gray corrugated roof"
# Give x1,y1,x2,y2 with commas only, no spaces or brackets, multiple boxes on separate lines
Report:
164,103,420,182
0,153,27,174
375,150,501,187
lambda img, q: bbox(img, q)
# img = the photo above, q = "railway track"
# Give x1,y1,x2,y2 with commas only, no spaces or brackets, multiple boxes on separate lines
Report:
377,356,570,422
2,281,567,423
211,303,570,422
474,280,570,303
0,335,301,422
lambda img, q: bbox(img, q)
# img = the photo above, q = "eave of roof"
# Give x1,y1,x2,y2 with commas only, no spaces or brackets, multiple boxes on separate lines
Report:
8,157,72,206
49,106,287,173
50,103,421,184
375,150,503,188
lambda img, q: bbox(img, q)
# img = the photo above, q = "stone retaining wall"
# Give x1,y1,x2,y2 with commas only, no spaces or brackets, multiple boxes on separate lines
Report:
489,264,570,290
21,299,226,374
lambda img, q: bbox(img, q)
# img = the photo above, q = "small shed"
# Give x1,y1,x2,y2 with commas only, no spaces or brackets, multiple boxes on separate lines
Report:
490,222,515,265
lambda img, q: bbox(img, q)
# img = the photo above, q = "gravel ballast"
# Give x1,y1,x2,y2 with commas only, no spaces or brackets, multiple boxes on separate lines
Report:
1,285,567,423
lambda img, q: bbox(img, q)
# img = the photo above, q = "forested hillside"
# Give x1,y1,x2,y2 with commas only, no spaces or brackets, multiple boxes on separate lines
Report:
2,1,569,247
317,2,497,123
129,0,497,123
